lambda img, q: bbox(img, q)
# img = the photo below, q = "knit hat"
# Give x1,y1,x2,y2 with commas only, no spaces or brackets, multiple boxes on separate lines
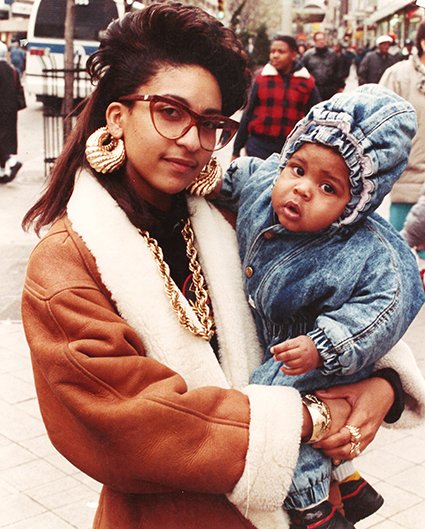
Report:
376,35,393,45
279,84,417,228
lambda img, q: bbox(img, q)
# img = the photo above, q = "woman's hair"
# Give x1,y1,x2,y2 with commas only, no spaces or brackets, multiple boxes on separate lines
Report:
416,22,425,57
23,1,251,233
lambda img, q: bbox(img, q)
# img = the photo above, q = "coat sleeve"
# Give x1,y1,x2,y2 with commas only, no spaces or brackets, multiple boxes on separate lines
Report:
306,84,322,110
357,54,369,85
307,235,425,377
22,225,302,512
232,81,259,157
402,185,425,249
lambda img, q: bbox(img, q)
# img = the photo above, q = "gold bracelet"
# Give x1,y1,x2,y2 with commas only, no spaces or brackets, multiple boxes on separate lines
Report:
302,394,332,444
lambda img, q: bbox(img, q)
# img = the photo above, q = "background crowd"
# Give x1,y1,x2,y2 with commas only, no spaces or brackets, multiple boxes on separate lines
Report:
234,23,425,273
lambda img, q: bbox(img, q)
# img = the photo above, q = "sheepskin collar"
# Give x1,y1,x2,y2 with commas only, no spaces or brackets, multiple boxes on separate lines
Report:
67,169,262,390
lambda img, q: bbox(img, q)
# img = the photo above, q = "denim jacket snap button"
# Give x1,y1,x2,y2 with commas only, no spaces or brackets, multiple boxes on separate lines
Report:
245,266,254,278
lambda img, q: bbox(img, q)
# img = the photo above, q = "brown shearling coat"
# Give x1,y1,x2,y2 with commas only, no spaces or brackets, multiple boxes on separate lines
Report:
22,171,305,529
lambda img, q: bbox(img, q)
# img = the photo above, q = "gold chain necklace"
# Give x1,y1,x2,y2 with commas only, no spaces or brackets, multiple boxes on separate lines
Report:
139,219,215,341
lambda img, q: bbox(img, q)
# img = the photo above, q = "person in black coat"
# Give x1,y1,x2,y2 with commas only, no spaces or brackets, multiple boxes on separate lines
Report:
302,31,341,100
0,41,22,183
358,35,399,85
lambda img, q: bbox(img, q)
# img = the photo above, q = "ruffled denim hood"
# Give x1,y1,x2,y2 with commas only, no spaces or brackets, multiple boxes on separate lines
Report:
279,84,417,229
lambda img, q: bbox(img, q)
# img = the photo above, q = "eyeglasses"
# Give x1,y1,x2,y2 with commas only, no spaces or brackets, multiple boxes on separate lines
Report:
118,94,239,152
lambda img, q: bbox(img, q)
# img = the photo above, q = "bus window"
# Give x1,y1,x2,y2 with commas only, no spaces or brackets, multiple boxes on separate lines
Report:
26,0,126,105
34,0,120,41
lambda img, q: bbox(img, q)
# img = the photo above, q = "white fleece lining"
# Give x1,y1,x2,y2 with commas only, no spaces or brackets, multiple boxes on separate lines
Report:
66,170,302,528
261,63,311,80
227,384,302,522
187,196,262,387
67,170,229,390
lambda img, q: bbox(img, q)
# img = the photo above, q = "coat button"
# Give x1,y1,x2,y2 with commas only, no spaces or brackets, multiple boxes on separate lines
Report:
245,266,254,278
263,230,274,240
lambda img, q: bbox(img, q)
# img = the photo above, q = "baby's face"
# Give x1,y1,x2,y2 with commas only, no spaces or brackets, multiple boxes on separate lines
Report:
272,143,351,232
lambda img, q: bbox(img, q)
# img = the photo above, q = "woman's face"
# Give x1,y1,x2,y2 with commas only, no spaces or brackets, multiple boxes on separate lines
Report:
106,65,222,210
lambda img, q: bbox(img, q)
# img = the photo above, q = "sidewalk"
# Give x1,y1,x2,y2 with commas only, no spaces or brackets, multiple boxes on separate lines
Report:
1,93,425,529
1,302,425,529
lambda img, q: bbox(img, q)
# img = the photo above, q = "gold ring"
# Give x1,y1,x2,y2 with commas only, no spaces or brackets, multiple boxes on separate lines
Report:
349,441,361,456
346,424,361,442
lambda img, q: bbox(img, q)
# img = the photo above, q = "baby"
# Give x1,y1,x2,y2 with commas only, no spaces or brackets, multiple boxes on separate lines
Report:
214,84,425,529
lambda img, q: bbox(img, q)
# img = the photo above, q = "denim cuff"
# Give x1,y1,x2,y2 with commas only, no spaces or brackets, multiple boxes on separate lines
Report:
284,474,331,510
308,328,341,375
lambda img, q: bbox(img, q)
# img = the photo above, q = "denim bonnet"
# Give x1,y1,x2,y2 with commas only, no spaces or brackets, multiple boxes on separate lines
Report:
279,84,417,228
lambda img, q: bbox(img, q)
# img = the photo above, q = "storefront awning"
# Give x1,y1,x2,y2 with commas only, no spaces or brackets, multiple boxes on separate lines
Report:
368,0,415,23
0,18,29,33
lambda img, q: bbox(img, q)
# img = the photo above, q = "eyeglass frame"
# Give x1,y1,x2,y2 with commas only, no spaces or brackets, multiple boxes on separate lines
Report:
118,94,239,152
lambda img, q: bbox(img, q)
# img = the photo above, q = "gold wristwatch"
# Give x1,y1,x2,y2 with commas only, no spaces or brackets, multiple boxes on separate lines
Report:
302,394,332,444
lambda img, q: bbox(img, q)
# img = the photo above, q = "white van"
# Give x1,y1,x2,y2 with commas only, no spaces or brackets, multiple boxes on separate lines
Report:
26,0,126,105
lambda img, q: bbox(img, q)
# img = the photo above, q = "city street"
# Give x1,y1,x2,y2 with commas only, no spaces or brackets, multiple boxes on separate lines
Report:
0,80,424,528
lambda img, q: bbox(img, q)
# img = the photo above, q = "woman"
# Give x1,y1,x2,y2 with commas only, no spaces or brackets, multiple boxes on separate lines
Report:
21,4,425,529
0,40,23,183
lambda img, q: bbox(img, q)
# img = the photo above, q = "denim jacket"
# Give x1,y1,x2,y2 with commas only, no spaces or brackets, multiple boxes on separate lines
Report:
217,153,424,379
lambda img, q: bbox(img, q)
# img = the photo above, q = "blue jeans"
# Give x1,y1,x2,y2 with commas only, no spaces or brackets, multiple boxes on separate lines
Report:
251,351,372,509
390,202,425,259
285,443,332,510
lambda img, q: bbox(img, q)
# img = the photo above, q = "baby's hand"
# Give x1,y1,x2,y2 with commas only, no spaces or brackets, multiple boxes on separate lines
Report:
271,336,321,375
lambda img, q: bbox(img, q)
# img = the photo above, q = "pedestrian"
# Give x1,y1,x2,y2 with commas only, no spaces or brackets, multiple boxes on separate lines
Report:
302,31,341,100
402,182,425,290
354,45,369,73
232,35,320,160
358,35,399,84
0,41,23,183
20,4,425,529
9,38,26,77
297,42,307,59
387,32,403,61
213,84,425,529
380,22,425,258
333,42,353,91
402,38,415,59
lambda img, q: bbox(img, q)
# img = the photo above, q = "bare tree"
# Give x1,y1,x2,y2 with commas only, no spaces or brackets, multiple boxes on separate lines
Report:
228,0,281,36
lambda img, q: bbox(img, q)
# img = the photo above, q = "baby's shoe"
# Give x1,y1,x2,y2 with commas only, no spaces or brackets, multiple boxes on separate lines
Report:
339,477,383,524
289,500,355,529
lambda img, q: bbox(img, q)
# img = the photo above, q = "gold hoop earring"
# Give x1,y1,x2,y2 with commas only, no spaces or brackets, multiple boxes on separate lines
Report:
85,126,126,174
186,156,222,196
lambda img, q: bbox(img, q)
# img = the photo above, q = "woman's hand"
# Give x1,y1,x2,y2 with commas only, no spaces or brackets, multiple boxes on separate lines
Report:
313,377,395,462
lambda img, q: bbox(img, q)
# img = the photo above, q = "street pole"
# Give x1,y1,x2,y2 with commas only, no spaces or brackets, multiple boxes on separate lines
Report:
281,0,293,34
63,0,75,141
